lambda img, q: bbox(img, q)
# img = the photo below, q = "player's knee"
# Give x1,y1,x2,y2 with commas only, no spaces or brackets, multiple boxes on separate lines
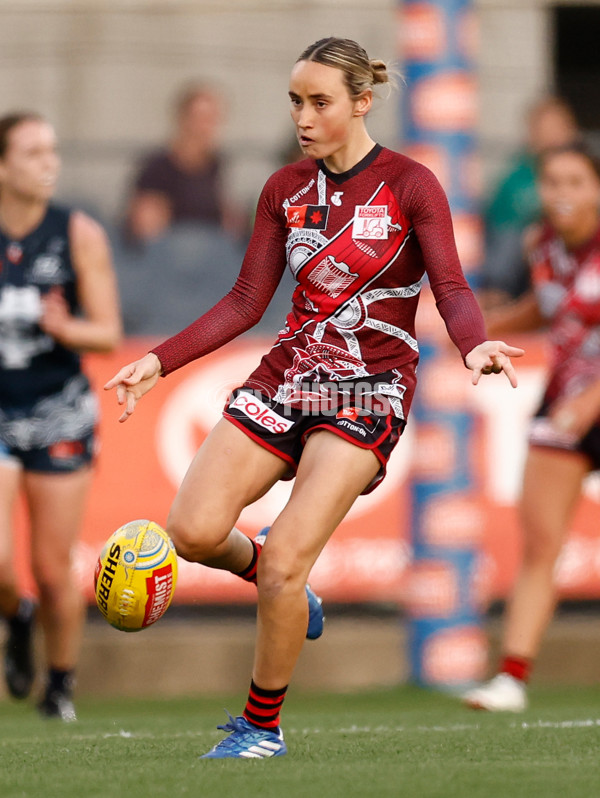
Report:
166,515,225,562
31,559,71,602
167,520,205,561
257,550,306,601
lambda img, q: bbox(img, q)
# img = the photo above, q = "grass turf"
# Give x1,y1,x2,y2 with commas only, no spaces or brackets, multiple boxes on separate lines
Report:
1,685,599,798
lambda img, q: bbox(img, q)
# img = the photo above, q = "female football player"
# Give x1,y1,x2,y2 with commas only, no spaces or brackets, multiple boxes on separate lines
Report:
464,142,600,711
105,37,523,757
0,113,122,720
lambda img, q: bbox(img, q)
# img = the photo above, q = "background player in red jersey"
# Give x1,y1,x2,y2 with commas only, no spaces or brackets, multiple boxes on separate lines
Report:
464,142,600,712
0,113,122,719
105,37,523,757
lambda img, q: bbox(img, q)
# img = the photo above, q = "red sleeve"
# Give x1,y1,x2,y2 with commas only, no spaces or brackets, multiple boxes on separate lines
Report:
407,163,486,359
151,174,288,375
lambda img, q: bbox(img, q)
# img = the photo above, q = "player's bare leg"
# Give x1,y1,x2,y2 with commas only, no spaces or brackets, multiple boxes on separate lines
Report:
252,430,379,690
465,446,588,712
201,430,379,758
0,462,21,617
502,446,588,659
25,468,92,720
167,418,289,571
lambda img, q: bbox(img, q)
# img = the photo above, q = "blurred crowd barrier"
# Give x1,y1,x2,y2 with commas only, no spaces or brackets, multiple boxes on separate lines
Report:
106,224,297,337
11,331,600,610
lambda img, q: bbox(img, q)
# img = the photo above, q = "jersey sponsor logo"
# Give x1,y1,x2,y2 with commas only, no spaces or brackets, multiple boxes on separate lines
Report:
352,205,390,240
331,191,344,207
30,254,66,284
287,178,315,205
229,391,293,433
286,204,329,230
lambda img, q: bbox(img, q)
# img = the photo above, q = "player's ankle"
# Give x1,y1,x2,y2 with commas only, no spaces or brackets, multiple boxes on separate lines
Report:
235,537,262,584
243,679,287,729
499,655,532,683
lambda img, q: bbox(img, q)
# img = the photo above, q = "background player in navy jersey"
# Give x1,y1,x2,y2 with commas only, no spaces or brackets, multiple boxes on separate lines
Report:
464,142,600,712
105,37,523,758
0,113,122,720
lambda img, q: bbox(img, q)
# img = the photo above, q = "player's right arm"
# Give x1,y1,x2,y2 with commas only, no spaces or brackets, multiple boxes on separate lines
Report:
105,170,288,420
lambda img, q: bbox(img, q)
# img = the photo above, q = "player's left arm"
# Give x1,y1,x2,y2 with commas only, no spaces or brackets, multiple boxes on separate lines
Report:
407,163,524,386
40,211,123,352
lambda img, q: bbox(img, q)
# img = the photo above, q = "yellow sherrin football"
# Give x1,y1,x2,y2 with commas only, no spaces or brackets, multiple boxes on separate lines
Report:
94,519,178,632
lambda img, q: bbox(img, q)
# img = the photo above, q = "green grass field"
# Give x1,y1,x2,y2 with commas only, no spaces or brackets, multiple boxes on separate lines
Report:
1,685,599,798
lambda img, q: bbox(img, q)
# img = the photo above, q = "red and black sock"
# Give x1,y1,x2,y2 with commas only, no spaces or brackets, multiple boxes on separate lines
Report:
243,680,288,730
235,538,262,585
500,655,531,683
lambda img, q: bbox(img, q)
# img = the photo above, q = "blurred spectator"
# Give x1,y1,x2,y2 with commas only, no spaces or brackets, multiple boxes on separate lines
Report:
112,223,247,336
125,82,241,244
480,96,580,308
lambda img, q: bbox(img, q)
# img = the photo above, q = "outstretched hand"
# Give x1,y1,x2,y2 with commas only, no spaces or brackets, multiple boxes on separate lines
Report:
104,352,163,422
465,341,525,388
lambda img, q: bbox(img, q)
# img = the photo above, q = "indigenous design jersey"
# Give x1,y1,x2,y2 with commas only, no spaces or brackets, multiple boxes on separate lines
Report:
0,205,97,449
530,223,600,404
153,146,485,420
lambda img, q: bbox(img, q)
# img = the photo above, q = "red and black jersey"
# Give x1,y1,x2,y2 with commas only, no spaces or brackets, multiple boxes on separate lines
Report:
153,145,485,419
530,222,600,403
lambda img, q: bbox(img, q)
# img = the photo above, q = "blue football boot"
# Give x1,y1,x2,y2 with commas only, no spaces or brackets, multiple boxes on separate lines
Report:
255,527,324,640
201,712,287,759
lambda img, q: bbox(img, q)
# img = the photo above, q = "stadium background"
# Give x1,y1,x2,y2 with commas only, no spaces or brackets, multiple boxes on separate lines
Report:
3,0,600,695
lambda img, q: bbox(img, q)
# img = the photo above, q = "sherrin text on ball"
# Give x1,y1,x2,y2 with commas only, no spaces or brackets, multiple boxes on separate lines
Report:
94,519,178,632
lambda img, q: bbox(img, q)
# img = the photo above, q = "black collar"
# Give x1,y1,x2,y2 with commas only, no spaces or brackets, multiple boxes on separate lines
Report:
317,144,383,185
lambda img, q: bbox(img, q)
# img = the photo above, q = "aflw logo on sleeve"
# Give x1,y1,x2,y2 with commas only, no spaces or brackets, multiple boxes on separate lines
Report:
286,205,329,230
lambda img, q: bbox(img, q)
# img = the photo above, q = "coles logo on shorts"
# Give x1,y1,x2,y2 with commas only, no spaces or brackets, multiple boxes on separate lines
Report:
229,392,293,434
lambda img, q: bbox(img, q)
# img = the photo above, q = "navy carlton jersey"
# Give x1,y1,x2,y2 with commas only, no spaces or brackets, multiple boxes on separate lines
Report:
0,205,82,407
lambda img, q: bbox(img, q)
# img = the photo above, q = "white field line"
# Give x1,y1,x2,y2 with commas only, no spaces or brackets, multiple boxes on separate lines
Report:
2,718,600,748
